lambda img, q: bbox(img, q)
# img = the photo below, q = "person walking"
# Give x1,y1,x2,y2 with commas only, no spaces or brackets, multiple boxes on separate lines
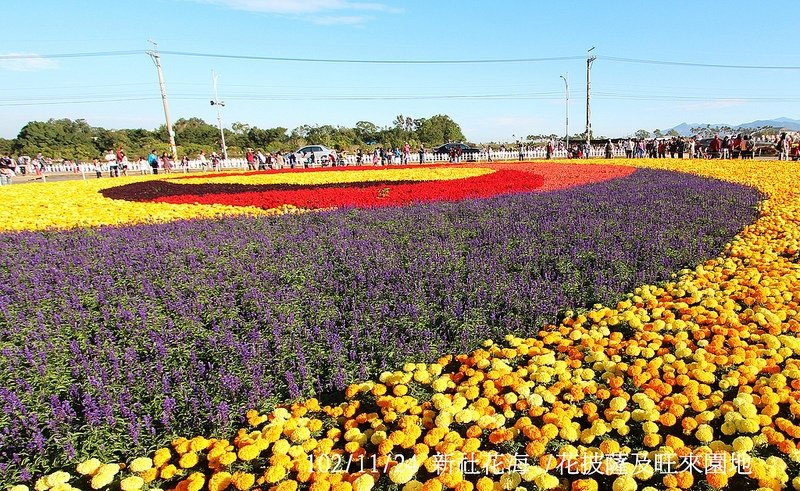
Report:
147,149,159,174
778,133,790,161
162,152,173,173
246,148,256,170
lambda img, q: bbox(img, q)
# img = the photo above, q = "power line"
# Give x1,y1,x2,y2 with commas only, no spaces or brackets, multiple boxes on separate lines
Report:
159,50,584,64
3,49,800,70
0,97,157,107
0,50,143,60
598,55,800,70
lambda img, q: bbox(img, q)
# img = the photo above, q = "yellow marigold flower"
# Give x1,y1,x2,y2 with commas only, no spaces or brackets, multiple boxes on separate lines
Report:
389,457,420,485
402,481,423,491
173,438,191,455
178,452,199,469
119,476,144,491
276,481,298,491
186,473,205,491
273,439,291,455
128,457,153,473
353,474,375,491
189,436,211,452
76,458,103,476
733,436,754,453
140,468,158,484
34,478,49,491
264,465,287,483
208,472,233,491
695,424,714,443
533,472,559,490
45,472,71,488
310,482,332,491
219,452,237,466
97,465,120,478
290,427,311,443
89,471,115,490
611,475,637,491
231,472,255,491
9,486,29,491
159,464,179,480
237,444,260,461
152,448,172,468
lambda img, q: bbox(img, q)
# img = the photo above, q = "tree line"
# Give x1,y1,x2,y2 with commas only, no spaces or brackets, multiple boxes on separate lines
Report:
0,114,467,161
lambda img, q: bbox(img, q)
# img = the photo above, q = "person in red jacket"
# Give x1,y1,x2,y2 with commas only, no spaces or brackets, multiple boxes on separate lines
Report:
709,135,722,158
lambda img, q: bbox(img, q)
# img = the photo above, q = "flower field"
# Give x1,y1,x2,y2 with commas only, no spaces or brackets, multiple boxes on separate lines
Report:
2,159,796,491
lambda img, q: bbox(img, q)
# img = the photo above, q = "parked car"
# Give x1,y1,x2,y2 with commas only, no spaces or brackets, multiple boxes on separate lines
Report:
294,145,338,166
432,142,481,161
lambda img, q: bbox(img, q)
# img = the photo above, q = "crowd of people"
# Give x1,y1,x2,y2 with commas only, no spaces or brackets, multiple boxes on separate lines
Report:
1,132,798,185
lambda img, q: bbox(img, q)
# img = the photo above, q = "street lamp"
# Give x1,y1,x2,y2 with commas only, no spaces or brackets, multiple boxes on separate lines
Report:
559,73,569,156
210,70,228,161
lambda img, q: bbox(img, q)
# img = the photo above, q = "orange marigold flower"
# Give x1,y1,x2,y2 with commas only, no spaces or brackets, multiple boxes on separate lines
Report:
706,472,729,489
231,471,255,491
675,470,694,489
475,477,494,491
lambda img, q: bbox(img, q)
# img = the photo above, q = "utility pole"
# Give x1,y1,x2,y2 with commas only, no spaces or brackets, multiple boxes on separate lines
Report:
560,73,569,155
211,70,228,160
146,40,177,162
586,47,596,149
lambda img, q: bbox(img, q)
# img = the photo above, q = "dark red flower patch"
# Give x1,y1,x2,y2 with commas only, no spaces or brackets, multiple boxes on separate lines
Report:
102,163,637,210
105,169,544,209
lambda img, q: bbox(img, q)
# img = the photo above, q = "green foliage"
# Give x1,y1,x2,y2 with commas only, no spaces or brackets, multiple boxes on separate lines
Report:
4,114,470,161
0,138,12,155
634,129,651,140
13,118,97,160
416,114,466,145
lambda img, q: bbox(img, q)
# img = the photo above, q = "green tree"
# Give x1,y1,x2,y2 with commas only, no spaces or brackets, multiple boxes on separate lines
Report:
634,129,651,140
13,118,97,160
415,115,465,146
172,117,220,145
666,129,680,137
653,129,663,138
0,138,12,155
247,127,288,150
354,121,378,144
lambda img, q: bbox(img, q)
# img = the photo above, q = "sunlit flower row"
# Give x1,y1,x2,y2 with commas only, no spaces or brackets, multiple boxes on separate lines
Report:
8,158,799,491
0,164,635,232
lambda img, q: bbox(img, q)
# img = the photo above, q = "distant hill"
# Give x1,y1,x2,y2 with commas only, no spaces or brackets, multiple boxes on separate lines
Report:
666,117,800,136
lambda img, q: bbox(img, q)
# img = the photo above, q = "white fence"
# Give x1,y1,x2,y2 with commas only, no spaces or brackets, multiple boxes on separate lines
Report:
20,146,631,178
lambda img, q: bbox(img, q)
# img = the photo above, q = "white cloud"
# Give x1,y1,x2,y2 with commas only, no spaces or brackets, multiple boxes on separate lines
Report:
312,15,370,25
0,53,58,72
195,0,398,14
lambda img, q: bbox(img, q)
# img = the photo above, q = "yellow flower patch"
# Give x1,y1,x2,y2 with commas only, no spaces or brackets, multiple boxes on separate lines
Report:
0,167,493,232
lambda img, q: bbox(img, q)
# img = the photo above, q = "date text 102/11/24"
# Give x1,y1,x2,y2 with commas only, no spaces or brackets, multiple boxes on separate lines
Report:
308,453,415,474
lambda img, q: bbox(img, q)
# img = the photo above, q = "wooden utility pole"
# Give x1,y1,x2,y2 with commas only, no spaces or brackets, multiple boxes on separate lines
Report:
586,47,596,148
146,40,177,161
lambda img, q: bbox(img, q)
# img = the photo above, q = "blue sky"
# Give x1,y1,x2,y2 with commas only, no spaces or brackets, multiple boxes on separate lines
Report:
1,0,799,143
